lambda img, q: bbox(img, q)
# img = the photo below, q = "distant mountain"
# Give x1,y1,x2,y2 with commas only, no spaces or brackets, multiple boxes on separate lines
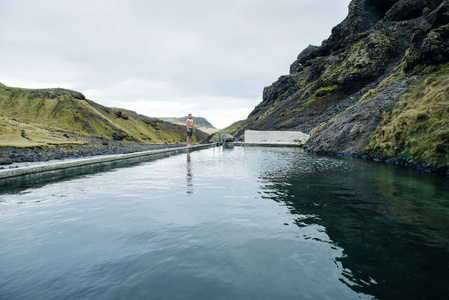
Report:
160,116,216,129
0,84,209,147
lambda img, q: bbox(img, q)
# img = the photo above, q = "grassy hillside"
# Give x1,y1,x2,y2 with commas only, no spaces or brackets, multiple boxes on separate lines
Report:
160,116,218,134
361,63,449,167
0,115,82,147
222,120,246,139
0,85,209,147
160,116,215,128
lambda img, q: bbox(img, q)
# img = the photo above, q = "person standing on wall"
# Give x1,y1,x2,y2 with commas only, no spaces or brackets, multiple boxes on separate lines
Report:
186,113,195,147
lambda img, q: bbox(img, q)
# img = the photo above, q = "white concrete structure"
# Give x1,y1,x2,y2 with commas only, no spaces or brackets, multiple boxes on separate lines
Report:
244,130,309,145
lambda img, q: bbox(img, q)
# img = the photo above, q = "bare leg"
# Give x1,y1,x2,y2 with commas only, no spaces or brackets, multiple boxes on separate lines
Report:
187,136,191,147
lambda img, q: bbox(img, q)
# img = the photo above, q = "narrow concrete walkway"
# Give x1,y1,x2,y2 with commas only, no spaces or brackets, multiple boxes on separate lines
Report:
232,142,302,148
0,143,217,179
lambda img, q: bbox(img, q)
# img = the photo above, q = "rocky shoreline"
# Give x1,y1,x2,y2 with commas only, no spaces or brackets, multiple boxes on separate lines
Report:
303,147,449,178
0,137,188,167
2,139,448,178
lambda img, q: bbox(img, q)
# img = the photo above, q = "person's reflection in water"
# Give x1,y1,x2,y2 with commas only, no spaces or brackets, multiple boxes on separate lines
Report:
186,153,193,194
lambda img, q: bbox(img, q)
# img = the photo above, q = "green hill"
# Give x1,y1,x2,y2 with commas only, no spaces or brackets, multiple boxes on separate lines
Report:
160,116,218,134
160,116,216,128
0,84,209,147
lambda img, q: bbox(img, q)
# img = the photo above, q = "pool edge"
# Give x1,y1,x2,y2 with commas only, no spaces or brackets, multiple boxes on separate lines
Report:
0,143,219,179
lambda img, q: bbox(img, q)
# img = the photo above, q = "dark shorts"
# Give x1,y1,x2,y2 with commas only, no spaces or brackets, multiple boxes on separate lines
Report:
187,128,194,137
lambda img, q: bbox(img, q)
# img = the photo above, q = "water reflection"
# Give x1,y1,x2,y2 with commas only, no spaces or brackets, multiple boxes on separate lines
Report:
257,151,449,299
186,153,193,194
1,146,449,300
0,150,186,195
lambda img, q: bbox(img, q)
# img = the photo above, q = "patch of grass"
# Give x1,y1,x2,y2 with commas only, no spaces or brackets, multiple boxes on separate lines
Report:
222,120,247,136
425,23,449,46
0,115,83,147
294,76,307,88
313,85,338,98
359,71,407,103
309,122,327,139
361,63,449,167
291,85,338,115
257,95,287,121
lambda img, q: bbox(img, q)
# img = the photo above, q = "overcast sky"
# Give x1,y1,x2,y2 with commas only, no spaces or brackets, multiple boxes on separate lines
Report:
0,0,350,128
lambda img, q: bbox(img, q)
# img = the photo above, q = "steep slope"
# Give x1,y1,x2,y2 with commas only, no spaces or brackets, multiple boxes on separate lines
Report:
360,64,449,167
226,0,449,170
0,85,209,147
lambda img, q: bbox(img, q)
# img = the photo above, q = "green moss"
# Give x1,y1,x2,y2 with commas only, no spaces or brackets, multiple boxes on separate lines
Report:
296,85,338,113
361,63,449,167
314,85,338,97
322,31,395,84
222,120,247,136
359,72,407,103
349,43,362,55
280,108,292,117
426,23,449,45
309,122,327,138
295,76,307,88
427,39,442,46
376,33,395,50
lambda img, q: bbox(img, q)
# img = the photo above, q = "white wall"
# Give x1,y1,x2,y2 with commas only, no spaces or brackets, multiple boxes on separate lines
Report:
244,130,309,144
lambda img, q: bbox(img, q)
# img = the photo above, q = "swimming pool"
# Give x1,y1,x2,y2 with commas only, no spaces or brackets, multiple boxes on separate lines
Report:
1,145,448,299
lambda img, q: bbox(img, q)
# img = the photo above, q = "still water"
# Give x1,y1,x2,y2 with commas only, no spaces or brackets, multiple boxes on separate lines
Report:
1,146,448,300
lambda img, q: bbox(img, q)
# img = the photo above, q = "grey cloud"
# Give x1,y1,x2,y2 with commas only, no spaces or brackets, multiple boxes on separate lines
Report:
0,0,350,127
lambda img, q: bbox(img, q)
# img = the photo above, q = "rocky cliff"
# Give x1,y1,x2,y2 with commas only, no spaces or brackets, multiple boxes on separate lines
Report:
227,0,449,171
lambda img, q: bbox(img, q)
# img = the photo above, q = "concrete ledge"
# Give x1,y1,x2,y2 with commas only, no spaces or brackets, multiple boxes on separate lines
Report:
232,142,302,148
244,130,309,144
0,143,217,179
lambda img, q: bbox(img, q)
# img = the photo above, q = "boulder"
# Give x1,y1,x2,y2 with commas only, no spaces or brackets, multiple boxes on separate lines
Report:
385,0,427,21
222,134,235,143
293,45,320,67
262,75,298,104
0,157,13,165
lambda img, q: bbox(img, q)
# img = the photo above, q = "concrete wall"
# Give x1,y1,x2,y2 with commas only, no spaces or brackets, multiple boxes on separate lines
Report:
0,144,216,180
244,130,309,145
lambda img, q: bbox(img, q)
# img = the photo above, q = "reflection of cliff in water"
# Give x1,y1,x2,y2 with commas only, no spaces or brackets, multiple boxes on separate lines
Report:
257,153,449,299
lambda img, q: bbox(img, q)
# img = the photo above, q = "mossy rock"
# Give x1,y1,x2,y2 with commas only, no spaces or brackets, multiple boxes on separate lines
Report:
362,63,449,167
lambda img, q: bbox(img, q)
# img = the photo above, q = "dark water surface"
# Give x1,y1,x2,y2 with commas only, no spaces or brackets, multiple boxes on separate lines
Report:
1,146,448,300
